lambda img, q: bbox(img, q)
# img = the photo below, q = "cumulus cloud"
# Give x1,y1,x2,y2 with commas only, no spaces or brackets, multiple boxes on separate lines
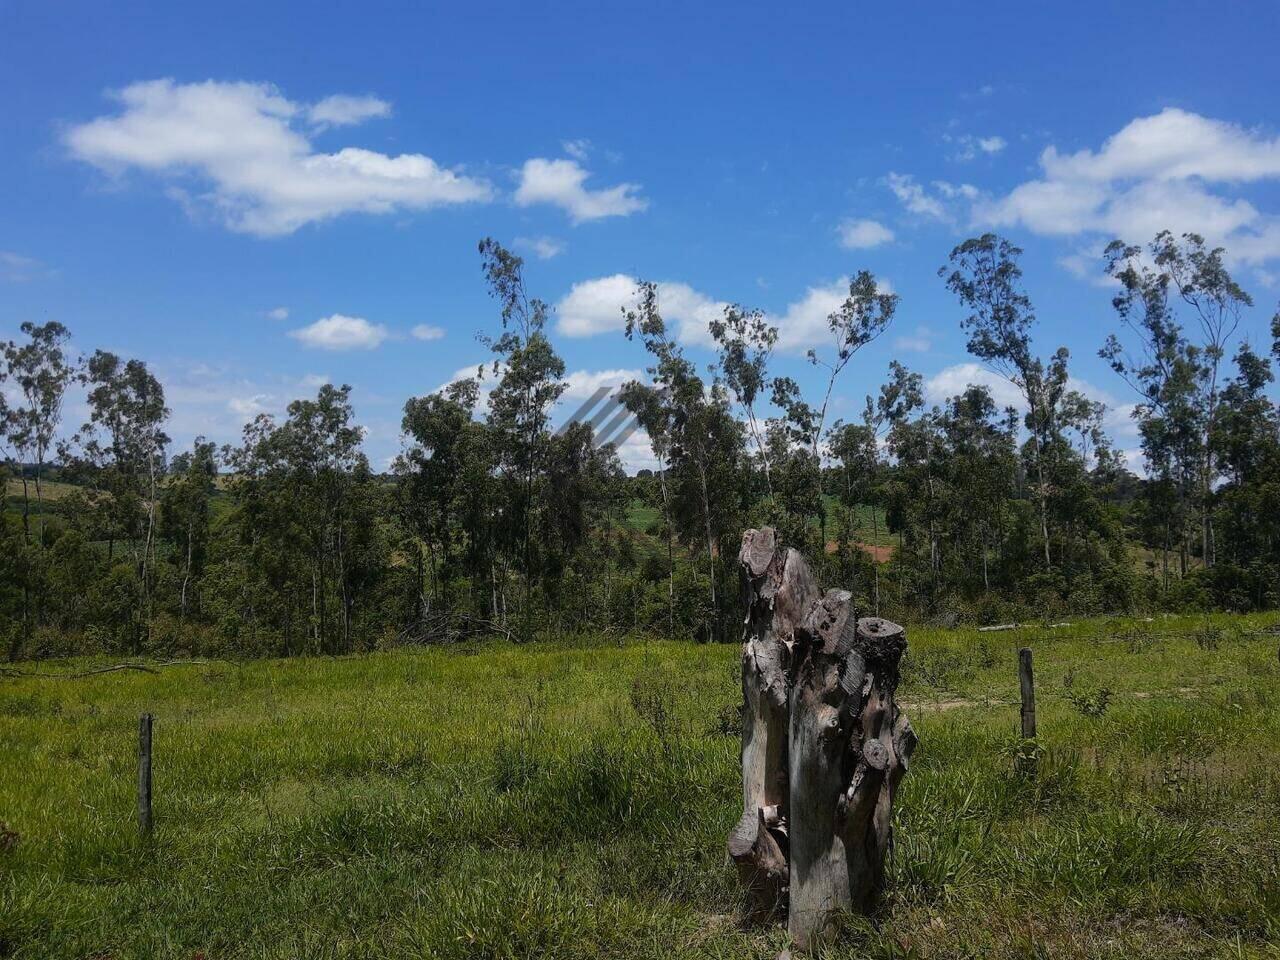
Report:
974,108,1280,267
516,235,566,259
924,362,1027,411
837,218,895,249
555,274,725,345
289,314,389,351
65,79,493,236
307,94,391,127
773,277,894,353
556,274,894,354
265,306,289,320
560,368,646,401
515,157,647,223
411,323,445,341
885,172,948,220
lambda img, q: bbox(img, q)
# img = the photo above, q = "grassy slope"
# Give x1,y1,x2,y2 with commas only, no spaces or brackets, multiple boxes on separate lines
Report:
3,614,1280,959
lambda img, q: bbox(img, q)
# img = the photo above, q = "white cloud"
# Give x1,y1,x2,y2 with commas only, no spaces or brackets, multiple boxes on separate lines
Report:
65,79,493,236
925,363,1025,411
933,180,979,200
886,172,948,220
974,108,1280,267
515,157,647,223
411,323,445,341
266,306,289,320
562,138,591,162
557,274,639,337
613,430,659,472
228,393,272,417
556,273,894,354
555,274,725,345
289,314,389,351
516,235,566,259
434,362,503,408
1057,245,1121,288
773,279,853,352
946,134,1007,161
837,218,895,249
561,367,645,400
893,326,933,352
307,94,391,127
0,251,45,282
773,276,894,353
1039,109,1280,183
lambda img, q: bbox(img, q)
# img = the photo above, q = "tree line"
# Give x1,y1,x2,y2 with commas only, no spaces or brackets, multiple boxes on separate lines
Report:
2,231,1278,659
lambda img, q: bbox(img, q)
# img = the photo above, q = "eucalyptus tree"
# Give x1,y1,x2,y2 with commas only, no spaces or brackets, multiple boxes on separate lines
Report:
477,238,566,639
397,378,490,615
1211,342,1280,606
941,234,1062,569
771,271,897,546
160,438,217,619
622,281,746,638
223,384,383,653
1102,233,1251,569
78,351,170,648
616,359,678,634
3,321,74,545
709,304,778,497
939,384,1017,595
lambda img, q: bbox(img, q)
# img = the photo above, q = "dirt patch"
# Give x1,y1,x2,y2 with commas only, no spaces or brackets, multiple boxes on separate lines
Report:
825,540,894,563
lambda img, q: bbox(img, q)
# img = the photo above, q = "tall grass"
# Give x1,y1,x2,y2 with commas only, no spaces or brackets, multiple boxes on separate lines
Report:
2,614,1279,957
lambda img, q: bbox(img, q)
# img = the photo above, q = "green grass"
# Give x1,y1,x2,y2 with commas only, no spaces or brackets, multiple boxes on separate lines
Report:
3,614,1280,958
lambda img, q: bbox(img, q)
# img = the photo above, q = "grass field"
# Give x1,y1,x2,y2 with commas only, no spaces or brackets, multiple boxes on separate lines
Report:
3,614,1280,959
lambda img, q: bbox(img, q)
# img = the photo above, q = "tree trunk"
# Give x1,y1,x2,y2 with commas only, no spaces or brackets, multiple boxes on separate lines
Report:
729,527,821,918
728,527,916,949
789,602,913,947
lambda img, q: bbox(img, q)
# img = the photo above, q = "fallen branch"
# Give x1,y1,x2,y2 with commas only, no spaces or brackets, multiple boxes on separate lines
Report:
1,659,220,680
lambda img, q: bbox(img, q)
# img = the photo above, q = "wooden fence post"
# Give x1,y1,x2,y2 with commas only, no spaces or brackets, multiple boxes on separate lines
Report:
138,713,153,835
1018,647,1036,741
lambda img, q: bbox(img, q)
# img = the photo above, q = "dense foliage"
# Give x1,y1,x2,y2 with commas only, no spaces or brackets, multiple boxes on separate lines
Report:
2,233,1279,658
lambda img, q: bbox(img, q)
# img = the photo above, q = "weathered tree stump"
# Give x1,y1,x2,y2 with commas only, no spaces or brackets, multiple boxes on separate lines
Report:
729,527,820,917
727,528,916,950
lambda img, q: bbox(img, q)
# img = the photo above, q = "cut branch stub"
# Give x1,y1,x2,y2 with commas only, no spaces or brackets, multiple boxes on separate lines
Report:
729,527,820,917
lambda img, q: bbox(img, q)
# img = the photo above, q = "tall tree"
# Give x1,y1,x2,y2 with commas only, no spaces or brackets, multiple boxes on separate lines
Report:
1103,233,1251,569
160,438,217,619
772,271,897,546
477,238,567,640
79,351,170,649
941,234,1057,568
622,281,745,639
3,321,74,546
710,305,778,497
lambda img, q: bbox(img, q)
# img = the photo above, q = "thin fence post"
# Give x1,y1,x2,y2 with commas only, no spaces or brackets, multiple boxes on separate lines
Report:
1018,647,1036,740
138,713,153,835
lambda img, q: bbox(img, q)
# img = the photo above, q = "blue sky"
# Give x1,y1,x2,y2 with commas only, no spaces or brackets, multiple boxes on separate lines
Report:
3,0,1279,470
